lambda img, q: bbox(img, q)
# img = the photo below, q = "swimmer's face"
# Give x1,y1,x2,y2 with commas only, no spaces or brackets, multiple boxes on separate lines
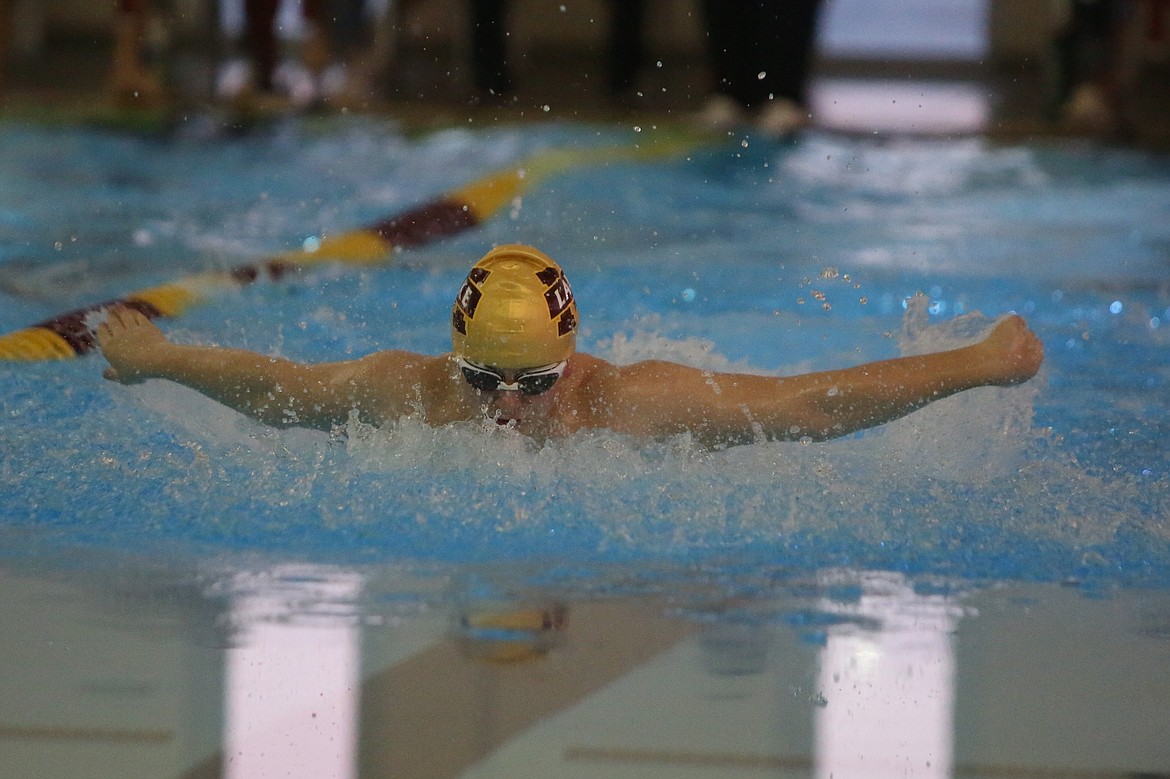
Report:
456,358,568,427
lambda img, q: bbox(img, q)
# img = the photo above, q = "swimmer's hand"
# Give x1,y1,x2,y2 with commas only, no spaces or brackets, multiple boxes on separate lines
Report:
95,307,169,383
977,315,1044,386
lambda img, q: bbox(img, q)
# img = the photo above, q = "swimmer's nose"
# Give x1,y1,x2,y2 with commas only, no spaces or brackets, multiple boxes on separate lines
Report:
493,390,525,411
488,389,527,425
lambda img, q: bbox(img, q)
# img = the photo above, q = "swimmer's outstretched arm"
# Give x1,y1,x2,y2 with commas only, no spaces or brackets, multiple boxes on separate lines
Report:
96,307,424,430
604,315,1043,447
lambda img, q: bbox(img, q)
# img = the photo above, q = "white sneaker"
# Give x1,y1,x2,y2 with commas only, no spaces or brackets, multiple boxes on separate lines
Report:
696,94,748,131
754,98,810,137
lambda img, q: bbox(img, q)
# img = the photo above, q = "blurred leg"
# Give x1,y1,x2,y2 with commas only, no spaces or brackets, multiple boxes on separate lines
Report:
701,0,746,103
244,0,280,91
469,0,511,94
759,0,822,106
607,0,646,94
110,0,166,102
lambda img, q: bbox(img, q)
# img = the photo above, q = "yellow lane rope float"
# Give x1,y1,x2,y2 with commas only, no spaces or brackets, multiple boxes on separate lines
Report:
0,133,700,362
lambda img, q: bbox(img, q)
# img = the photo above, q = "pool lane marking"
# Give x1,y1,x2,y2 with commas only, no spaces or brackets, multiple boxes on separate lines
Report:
0,134,701,362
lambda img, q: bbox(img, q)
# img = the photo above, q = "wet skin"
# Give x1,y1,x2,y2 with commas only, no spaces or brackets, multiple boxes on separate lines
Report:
97,307,1043,449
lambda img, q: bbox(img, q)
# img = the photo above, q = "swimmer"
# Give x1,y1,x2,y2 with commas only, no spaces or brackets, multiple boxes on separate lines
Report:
96,245,1043,448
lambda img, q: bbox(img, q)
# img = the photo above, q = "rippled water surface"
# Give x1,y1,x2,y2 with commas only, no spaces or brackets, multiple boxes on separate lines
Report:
3,119,1167,587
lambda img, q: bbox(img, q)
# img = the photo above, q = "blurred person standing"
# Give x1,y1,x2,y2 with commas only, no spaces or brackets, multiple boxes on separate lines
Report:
109,0,166,104
1048,0,1136,135
698,0,823,135
469,0,512,97
216,0,333,105
465,0,653,103
606,0,647,98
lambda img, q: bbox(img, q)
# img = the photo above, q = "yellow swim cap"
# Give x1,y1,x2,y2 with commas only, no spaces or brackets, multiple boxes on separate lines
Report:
451,245,578,369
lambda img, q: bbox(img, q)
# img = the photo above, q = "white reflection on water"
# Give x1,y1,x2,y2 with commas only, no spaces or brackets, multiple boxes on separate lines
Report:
212,565,969,778
816,572,961,779
222,566,363,779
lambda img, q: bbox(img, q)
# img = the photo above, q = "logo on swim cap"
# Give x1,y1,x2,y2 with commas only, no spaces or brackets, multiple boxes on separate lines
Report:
452,245,577,369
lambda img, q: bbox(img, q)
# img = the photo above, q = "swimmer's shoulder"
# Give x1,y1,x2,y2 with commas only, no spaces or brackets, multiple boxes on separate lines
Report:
566,353,617,389
349,350,456,392
568,354,703,436
574,354,698,384
318,349,427,384
568,353,685,406
330,350,454,417
353,348,443,371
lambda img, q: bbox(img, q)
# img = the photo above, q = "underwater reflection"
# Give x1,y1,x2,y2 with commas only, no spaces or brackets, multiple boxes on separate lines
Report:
815,572,960,779
193,565,697,778
4,557,1169,779
220,567,363,779
203,565,967,778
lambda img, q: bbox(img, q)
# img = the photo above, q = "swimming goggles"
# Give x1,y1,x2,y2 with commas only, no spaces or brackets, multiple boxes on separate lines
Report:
456,357,567,395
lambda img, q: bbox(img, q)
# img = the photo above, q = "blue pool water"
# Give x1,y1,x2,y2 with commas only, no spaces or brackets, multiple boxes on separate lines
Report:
1,118,1168,591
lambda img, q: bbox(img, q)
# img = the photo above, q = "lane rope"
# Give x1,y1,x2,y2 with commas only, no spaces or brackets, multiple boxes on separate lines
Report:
0,134,700,361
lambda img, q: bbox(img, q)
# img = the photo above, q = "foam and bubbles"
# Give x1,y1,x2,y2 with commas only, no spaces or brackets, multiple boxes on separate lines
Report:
55,295,1149,587
2,123,1168,589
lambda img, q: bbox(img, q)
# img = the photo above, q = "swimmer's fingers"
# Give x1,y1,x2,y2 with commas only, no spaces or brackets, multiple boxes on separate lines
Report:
95,306,164,383
95,307,160,348
96,305,149,336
